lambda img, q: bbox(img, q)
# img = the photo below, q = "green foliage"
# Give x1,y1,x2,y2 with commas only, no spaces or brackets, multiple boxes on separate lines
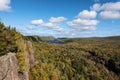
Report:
0,22,18,56
16,52,26,72
15,33,26,73
0,22,26,73
29,37,120,80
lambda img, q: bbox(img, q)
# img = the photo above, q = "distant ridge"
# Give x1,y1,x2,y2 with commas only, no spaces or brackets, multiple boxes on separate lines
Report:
25,36,55,42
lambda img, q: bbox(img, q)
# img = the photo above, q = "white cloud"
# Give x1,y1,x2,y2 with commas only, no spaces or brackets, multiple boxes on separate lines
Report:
67,10,99,31
91,3,101,11
49,17,66,23
91,2,120,11
67,20,98,30
44,22,64,31
0,0,11,11
72,19,98,26
30,16,66,31
99,11,120,19
101,2,120,11
91,2,120,20
29,13,99,37
31,19,44,25
77,10,97,19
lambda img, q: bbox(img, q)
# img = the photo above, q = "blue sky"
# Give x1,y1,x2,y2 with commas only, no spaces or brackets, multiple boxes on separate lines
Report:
0,0,120,38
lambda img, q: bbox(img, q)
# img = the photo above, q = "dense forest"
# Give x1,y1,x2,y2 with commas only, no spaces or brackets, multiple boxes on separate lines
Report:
27,37,120,80
0,22,120,80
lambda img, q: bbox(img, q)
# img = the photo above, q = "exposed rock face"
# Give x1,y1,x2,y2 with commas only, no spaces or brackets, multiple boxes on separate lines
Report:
27,41,35,67
18,40,35,80
0,40,36,80
18,39,30,80
0,53,20,80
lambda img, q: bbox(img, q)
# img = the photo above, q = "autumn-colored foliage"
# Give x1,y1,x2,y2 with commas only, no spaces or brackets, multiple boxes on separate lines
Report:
29,37,120,80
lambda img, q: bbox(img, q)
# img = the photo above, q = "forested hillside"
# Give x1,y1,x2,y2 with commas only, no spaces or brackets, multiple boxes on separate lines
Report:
0,22,18,55
0,22,120,80
0,22,35,80
29,37,120,80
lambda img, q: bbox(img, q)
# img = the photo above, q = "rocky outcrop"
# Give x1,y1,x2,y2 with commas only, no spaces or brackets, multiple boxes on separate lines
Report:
18,39,35,80
27,41,35,67
0,23,36,80
0,39,36,80
0,53,20,80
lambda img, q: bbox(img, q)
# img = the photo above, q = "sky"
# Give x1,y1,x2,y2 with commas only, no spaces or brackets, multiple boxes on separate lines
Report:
0,0,120,38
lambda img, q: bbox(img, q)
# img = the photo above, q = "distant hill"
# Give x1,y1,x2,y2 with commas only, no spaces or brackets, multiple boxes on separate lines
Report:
57,36,120,43
102,36,120,40
25,36,55,42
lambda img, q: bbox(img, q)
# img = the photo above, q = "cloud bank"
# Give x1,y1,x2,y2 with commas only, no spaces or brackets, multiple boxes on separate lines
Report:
30,17,66,32
29,10,99,37
91,2,120,19
26,1,120,37
67,10,99,31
